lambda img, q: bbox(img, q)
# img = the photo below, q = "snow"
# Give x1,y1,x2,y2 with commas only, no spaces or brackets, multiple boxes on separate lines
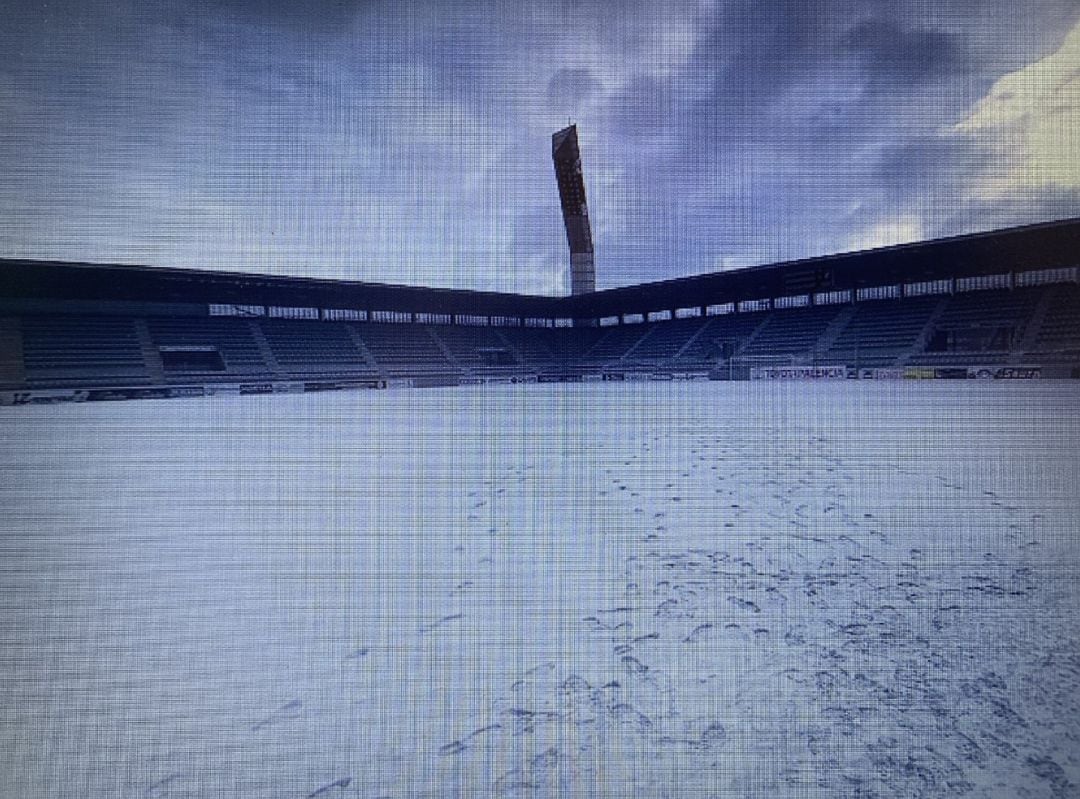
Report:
1,382,1078,797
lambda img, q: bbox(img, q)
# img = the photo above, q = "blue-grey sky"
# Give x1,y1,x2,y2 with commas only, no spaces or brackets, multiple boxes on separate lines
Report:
2,0,1079,294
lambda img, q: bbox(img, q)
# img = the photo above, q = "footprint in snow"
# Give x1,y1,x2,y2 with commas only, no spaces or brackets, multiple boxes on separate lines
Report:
307,777,352,797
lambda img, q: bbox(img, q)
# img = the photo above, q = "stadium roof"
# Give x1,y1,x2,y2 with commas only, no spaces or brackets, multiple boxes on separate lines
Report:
1,217,1078,318
563,216,1080,318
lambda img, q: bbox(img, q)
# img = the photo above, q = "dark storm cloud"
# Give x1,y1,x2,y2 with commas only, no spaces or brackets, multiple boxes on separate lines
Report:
591,0,1080,277
0,0,1078,289
844,20,965,88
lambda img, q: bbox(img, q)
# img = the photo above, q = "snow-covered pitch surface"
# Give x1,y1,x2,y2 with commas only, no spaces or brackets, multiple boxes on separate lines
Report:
1,382,1079,798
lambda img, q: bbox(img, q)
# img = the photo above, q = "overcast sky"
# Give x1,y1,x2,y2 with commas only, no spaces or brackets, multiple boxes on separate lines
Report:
1,0,1078,294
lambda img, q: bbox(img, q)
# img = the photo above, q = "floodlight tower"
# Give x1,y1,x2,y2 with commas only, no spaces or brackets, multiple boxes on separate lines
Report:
552,124,595,296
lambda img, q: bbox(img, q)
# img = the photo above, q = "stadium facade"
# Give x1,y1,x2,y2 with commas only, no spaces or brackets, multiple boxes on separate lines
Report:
1,215,1079,404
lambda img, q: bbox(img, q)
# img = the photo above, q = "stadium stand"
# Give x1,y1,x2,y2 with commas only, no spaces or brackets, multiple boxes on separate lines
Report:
147,317,270,380
675,313,769,368
2,218,1079,402
549,327,607,367
739,304,844,363
908,288,1042,368
496,327,556,368
429,325,518,372
260,320,379,380
353,324,455,378
1027,283,1080,370
819,296,941,368
624,316,710,367
579,324,652,366
21,315,150,387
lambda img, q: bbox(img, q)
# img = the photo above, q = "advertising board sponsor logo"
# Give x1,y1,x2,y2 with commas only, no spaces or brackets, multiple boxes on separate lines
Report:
87,388,170,401
239,383,274,395
903,367,936,380
305,379,387,392
168,386,206,398
413,375,462,388
996,366,1041,379
751,365,848,380
12,389,91,404
206,384,241,395
859,368,903,380
537,373,583,383
967,366,1042,379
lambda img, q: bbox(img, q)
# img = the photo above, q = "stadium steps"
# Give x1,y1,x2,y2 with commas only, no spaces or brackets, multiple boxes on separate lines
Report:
816,298,935,368
343,325,386,379
1011,285,1057,364
429,325,518,374
0,317,25,387
581,324,652,366
260,320,380,380
904,289,1041,367
622,317,711,368
674,313,768,368
493,327,555,369
619,324,661,362
133,318,166,384
550,327,605,366
248,321,282,376
812,305,857,361
899,297,949,366
352,323,458,377
672,317,713,361
740,305,843,363
1024,283,1080,362
491,328,525,366
732,313,773,357
427,327,462,370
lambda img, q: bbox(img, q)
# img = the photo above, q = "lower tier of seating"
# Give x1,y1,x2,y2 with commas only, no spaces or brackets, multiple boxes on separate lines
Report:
4,283,1080,395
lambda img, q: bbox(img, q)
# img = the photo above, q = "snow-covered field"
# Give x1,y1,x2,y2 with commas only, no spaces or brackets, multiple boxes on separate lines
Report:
1,382,1079,798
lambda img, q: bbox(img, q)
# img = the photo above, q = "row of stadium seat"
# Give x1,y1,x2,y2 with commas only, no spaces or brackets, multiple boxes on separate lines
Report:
6,284,1080,388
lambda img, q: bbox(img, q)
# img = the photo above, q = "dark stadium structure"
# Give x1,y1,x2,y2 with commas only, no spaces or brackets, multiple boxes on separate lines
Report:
1,216,1079,403
553,124,596,296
